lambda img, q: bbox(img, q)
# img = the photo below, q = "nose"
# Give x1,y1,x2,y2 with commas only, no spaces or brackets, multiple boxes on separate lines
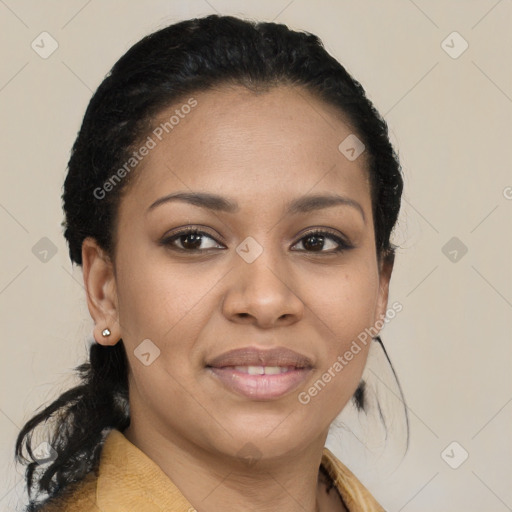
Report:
221,248,305,329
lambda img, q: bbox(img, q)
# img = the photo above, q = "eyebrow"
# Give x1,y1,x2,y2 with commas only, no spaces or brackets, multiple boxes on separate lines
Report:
147,191,365,223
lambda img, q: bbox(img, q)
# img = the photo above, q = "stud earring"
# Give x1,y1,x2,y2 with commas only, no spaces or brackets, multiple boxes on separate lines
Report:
102,328,111,337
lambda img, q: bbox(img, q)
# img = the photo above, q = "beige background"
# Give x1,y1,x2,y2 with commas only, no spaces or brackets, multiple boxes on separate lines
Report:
1,1,511,510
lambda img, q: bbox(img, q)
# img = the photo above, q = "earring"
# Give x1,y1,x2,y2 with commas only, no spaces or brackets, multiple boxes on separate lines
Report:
102,328,111,337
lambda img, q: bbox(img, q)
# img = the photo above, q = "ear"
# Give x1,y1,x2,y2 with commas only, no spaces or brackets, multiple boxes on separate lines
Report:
81,237,120,346
373,251,395,331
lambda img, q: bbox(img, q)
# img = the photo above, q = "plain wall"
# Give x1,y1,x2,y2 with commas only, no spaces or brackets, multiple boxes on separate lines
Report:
1,1,511,510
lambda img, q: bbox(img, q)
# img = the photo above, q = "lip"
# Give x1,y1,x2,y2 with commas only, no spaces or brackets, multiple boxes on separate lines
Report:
206,347,314,400
206,347,314,368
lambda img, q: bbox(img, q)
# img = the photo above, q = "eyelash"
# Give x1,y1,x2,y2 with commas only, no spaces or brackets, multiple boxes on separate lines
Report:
159,226,353,254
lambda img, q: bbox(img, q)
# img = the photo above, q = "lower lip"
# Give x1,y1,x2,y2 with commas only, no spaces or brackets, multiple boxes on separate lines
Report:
208,367,312,400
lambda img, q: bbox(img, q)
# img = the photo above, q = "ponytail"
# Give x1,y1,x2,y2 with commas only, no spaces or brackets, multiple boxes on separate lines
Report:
15,342,130,508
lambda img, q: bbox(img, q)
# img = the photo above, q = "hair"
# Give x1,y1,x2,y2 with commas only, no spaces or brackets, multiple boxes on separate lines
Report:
15,14,405,510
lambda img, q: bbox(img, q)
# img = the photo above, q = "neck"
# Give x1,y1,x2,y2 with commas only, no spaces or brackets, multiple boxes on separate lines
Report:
123,421,333,512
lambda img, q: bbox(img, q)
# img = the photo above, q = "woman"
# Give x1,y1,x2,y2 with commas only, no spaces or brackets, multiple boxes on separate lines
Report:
16,14,404,512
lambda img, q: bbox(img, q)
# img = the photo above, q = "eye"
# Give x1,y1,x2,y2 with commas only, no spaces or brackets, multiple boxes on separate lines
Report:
160,227,225,252
160,226,353,254
291,229,353,254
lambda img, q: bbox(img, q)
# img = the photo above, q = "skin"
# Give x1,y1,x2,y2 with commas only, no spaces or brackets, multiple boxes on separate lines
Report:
82,85,393,512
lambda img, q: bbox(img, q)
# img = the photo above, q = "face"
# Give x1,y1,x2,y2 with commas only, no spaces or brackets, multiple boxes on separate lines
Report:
85,85,392,462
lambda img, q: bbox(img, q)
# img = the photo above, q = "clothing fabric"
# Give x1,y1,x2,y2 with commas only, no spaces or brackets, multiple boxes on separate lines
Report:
40,429,386,511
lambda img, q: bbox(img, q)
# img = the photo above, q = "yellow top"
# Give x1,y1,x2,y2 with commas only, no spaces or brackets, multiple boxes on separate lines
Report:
41,429,386,512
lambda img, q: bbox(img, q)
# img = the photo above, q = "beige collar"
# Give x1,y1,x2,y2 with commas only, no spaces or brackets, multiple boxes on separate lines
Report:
43,428,385,512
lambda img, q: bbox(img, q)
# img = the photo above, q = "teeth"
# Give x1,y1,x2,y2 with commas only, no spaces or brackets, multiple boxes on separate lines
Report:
248,366,264,375
263,366,283,375
233,366,291,375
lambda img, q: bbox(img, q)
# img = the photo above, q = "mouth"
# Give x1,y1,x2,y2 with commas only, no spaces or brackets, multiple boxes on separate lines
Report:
206,347,314,400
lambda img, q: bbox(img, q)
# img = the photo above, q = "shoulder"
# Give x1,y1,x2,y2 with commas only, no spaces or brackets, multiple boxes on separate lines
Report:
38,471,99,512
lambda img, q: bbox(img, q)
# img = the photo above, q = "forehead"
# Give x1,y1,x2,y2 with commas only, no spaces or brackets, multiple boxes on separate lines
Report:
121,85,371,214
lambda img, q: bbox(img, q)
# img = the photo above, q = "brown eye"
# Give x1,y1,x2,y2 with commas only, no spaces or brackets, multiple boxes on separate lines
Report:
160,228,224,252
301,233,327,252
176,231,204,250
292,230,352,254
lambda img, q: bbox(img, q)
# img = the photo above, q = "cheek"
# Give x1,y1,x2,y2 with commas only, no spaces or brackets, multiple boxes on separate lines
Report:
114,259,208,410
306,262,378,399
300,282,374,420
313,263,379,344
115,253,215,345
